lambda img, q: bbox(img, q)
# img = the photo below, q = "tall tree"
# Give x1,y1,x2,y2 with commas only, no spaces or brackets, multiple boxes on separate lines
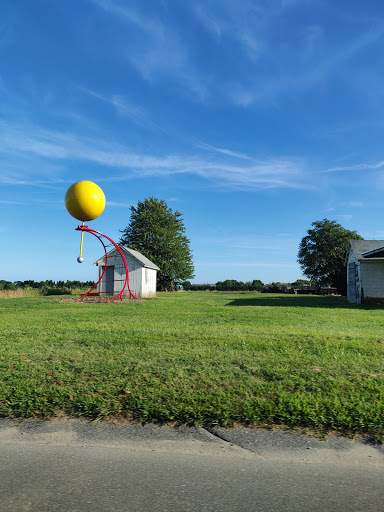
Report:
119,197,195,291
297,219,363,295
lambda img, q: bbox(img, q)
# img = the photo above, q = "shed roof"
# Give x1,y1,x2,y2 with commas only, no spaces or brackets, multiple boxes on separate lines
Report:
347,240,384,262
94,246,160,270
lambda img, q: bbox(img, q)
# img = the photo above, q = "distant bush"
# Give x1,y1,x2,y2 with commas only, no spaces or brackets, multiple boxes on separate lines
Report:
216,279,264,292
41,287,72,296
185,279,265,292
189,284,216,291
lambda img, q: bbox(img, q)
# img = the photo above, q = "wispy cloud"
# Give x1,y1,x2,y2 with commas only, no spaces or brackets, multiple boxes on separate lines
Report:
0,175,64,188
106,201,133,208
199,261,298,268
335,214,353,222
0,121,312,191
362,230,384,239
84,1,384,110
89,0,162,35
192,1,264,62
300,24,384,88
325,161,384,172
194,232,300,251
193,160,309,190
88,0,208,101
226,27,384,106
225,83,256,107
79,88,157,130
0,199,25,205
341,200,363,207
195,1,384,106
198,143,254,161
0,19,15,50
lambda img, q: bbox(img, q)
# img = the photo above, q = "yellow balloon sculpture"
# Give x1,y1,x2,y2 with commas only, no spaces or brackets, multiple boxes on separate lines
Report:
65,180,105,221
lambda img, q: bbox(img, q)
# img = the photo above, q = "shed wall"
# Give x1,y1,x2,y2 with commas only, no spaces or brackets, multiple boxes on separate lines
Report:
96,251,157,298
360,262,384,299
141,268,157,298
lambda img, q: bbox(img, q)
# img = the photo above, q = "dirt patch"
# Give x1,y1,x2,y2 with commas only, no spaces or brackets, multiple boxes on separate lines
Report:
58,297,144,303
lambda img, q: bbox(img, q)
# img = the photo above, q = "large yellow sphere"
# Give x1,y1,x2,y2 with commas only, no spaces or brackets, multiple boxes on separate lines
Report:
65,181,106,221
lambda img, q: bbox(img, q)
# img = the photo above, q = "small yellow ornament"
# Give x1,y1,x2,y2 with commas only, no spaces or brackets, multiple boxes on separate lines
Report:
65,181,105,221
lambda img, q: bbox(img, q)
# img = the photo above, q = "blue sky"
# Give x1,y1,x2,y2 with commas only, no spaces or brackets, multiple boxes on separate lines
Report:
1,0,384,285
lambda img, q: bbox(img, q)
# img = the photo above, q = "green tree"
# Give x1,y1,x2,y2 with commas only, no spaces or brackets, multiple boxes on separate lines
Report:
297,219,363,295
4,282,16,290
251,279,264,291
291,279,315,289
119,197,195,291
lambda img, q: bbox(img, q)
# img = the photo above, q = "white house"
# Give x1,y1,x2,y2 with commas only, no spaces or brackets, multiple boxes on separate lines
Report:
346,240,384,303
94,246,159,298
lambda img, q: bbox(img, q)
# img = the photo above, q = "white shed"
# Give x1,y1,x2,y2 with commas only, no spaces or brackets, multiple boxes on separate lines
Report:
94,246,159,298
346,240,384,303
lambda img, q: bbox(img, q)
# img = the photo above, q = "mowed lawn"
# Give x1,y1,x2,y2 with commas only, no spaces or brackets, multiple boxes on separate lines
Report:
1,292,384,440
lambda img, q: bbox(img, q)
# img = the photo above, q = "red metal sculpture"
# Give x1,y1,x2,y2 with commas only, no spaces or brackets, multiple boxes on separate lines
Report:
65,180,137,301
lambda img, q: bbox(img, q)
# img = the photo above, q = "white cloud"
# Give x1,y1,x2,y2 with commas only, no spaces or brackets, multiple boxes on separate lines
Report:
194,233,300,251
0,199,25,205
194,5,224,41
0,175,63,188
197,2,384,106
341,200,363,207
106,201,133,208
193,160,309,190
89,0,162,35
226,83,255,107
88,0,208,101
82,0,384,110
325,161,384,172
82,0,384,112
198,143,254,161
0,121,313,191
79,88,157,130
335,214,353,222
198,261,298,268
192,1,264,62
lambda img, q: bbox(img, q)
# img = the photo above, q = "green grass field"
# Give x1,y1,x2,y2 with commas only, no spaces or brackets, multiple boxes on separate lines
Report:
1,292,384,440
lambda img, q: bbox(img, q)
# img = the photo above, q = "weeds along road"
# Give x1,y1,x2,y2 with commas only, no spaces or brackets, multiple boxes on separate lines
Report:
1,418,384,512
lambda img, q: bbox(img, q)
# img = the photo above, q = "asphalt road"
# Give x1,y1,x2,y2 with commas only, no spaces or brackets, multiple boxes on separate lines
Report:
1,418,383,512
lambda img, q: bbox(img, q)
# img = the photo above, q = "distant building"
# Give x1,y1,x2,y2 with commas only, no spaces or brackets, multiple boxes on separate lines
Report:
94,246,159,298
346,240,384,303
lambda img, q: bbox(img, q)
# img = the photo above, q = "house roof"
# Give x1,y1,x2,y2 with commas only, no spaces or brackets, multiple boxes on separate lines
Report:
94,246,160,270
347,240,384,262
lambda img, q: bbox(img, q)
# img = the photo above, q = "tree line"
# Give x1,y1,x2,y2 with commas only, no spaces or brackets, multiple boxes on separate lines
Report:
1,278,316,294
183,279,314,292
0,280,95,291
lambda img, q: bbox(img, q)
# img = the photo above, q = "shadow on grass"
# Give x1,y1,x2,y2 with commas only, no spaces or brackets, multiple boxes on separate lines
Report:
226,294,382,309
